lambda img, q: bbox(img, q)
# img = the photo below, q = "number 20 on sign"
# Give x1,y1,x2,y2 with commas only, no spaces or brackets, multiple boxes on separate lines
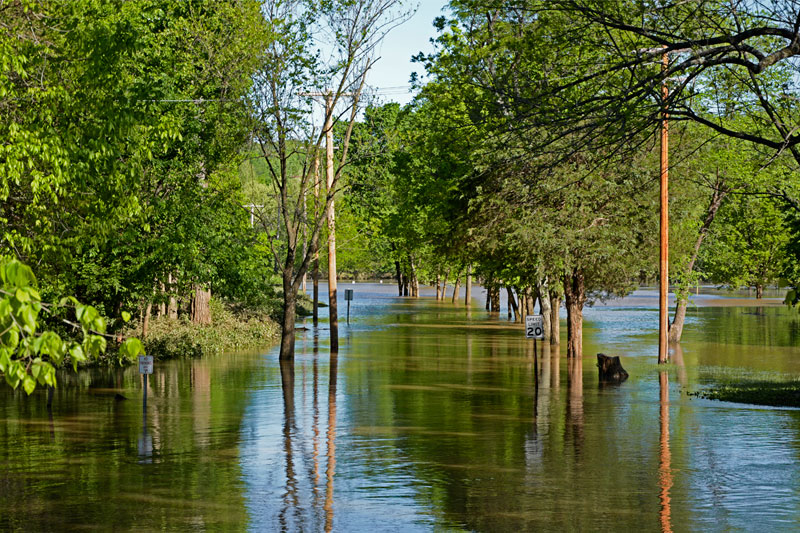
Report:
525,315,545,340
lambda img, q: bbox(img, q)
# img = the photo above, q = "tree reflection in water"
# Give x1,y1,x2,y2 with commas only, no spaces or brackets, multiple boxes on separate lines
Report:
567,356,584,454
279,359,299,531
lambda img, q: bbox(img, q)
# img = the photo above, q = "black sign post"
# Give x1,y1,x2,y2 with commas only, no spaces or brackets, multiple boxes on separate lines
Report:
345,289,354,324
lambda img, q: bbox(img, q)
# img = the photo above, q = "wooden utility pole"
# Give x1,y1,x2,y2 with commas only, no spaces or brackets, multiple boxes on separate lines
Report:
658,50,670,364
324,92,339,352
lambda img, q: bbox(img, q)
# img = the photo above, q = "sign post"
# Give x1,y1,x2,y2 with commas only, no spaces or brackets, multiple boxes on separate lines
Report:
139,355,154,412
345,289,354,324
525,314,545,362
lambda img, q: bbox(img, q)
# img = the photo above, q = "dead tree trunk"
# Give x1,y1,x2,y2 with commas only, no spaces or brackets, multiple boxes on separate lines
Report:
564,268,586,358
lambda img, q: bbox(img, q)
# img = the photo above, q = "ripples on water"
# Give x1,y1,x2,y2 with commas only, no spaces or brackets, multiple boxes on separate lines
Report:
0,284,799,531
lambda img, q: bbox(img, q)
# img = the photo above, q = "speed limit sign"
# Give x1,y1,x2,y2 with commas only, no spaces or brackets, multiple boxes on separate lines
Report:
525,315,545,339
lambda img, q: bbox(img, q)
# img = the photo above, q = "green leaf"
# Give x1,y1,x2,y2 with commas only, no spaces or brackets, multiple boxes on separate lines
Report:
119,337,144,359
4,261,36,289
22,375,36,395
121,311,131,322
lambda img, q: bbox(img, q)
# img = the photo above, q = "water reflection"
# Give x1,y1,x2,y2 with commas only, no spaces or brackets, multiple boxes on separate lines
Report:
325,352,338,533
279,359,298,531
567,355,584,454
659,371,672,533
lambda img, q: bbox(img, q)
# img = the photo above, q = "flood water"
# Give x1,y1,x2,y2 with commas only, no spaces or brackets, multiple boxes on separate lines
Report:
1,283,800,531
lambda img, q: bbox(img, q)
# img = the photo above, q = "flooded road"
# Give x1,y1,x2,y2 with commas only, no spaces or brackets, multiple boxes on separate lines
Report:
1,284,799,531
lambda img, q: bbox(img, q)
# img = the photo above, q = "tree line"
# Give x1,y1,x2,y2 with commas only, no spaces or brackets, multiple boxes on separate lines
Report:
2,0,800,392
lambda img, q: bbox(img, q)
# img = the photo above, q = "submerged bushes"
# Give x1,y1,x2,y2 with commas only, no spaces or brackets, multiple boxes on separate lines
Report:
133,299,279,360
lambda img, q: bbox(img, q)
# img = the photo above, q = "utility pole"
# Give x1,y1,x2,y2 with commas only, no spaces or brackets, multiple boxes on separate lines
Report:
324,91,339,352
658,49,670,365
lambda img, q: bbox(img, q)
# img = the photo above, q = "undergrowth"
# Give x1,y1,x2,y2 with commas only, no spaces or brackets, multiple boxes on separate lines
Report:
131,299,279,360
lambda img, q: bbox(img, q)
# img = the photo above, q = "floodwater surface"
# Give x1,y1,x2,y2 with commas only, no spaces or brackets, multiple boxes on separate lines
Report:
1,284,799,531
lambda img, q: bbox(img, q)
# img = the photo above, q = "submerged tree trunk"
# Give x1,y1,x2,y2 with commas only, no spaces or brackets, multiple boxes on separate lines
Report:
451,273,461,303
549,291,561,345
465,265,472,306
395,259,403,296
490,285,501,313
435,272,442,300
564,268,586,358
280,270,297,361
756,284,764,299
506,287,518,321
669,180,727,343
441,268,450,301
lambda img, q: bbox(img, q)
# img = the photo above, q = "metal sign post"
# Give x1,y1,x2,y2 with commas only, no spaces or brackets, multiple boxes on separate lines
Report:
139,355,154,412
345,289,353,324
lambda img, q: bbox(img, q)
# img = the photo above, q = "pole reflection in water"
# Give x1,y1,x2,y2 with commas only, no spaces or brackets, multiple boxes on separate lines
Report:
325,351,339,533
659,371,673,533
279,359,299,531
566,356,584,453
312,343,321,507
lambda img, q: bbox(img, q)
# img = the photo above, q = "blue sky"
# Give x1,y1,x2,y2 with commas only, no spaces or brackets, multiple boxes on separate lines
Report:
366,1,450,105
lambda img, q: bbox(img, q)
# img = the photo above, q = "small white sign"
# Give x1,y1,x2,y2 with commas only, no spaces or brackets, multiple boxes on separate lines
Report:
525,315,545,339
138,355,154,375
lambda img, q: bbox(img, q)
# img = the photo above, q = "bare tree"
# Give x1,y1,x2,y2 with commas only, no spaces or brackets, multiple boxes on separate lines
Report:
251,0,410,361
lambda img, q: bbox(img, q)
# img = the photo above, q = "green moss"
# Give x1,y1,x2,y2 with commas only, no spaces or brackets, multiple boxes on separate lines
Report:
688,381,800,407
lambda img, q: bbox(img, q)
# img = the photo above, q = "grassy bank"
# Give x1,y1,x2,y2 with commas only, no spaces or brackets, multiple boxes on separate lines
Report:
689,381,800,408
133,300,280,360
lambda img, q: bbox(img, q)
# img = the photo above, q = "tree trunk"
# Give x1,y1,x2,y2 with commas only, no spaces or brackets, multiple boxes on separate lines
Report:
485,285,491,310
441,269,450,301
142,301,152,339
549,292,561,345
538,282,552,341
279,285,297,361
435,272,442,300
191,285,212,325
668,180,727,343
564,268,586,358
506,286,518,321
465,265,472,306
490,285,501,313
157,281,166,317
167,273,178,320
395,259,403,296
409,255,419,298
451,273,461,303
756,284,764,299
668,299,688,344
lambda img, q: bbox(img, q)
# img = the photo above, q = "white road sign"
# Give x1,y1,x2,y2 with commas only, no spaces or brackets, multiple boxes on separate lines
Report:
525,315,545,339
138,355,154,375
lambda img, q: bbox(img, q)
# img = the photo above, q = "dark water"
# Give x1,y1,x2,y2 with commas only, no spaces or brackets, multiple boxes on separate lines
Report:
1,284,799,531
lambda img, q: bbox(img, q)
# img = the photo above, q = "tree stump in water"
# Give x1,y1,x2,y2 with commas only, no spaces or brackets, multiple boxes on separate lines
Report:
597,353,629,383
